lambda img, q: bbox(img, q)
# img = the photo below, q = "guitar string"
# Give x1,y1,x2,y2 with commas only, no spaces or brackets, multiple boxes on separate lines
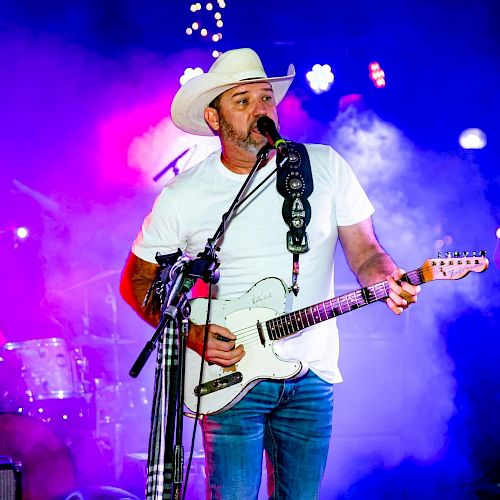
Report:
212,261,474,344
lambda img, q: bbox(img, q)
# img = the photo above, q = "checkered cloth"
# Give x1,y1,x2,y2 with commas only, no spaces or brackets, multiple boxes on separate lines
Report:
146,321,178,499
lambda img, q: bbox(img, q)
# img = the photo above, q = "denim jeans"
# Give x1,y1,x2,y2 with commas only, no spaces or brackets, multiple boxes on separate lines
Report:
201,370,334,500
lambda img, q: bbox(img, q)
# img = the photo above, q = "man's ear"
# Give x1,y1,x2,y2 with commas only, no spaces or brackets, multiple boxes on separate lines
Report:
204,107,220,132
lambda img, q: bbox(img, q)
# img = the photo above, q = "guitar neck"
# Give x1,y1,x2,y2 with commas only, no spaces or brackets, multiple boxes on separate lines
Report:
266,268,424,341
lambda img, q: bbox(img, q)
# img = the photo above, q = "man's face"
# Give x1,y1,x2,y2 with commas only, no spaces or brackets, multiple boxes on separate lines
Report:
213,82,279,155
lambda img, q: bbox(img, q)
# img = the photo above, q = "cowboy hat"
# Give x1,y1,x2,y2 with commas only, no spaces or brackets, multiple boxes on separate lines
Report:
171,48,295,136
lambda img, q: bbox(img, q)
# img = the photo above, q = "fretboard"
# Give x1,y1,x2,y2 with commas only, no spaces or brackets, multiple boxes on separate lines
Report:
265,268,424,341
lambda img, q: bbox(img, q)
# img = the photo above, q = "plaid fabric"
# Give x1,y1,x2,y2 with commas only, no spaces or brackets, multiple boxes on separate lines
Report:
146,321,179,499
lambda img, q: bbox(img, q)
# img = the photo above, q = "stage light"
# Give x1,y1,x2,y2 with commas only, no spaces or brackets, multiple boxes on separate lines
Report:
459,128,487,149
496,227,500,239
15,226,29,240
179,67,204,85
369,61,386,88
212,50,221,58
306,64,334,94
187,2,226,53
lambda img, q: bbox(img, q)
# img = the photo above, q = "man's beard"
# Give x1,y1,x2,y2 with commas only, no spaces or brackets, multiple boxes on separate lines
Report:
219,113,266,155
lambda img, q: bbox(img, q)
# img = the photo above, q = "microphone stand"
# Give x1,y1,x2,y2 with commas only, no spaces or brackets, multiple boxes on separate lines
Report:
129,143,274,499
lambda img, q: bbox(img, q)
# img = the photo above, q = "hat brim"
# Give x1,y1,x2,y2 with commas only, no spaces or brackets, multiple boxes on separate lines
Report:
171,64,295,136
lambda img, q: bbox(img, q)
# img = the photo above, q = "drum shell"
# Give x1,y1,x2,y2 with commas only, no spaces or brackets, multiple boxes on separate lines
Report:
0,413,77,499
1,338,87,401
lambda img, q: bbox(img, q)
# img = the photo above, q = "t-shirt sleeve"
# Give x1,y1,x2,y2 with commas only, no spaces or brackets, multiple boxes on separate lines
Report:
131,187,183,263
330,147,375,226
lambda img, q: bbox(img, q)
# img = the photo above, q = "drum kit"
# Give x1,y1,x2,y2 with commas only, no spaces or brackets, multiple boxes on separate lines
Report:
0,269,207,498
0,272,152,497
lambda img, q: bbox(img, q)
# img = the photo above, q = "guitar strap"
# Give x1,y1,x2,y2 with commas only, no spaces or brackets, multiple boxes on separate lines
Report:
276,142,314,296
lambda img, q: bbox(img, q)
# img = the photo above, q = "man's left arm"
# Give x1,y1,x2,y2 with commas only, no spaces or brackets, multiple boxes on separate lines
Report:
338,217,420,315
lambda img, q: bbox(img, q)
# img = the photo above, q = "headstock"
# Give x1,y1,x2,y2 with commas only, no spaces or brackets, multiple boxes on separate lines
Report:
421,251,489,282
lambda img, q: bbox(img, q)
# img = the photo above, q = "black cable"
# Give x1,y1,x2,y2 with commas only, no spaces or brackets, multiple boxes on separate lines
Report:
182,281,213,500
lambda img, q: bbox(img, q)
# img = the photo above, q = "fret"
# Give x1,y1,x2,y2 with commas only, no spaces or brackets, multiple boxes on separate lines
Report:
267,320,276,340
321,302,329,320
312,304,321,324
363,286,375,303
303,308,312,327
271,319,279,340
273,320,281,340
290,312,300,333
417,267,424,284
278,315,289,339
347,293,357,310
338,297,346,314
274,316,284,339
324,300,334,319
341,295,351,312
297,310,306,330
297,309,306,329
331,298,342,316
374,283,387,300
355,290,365,307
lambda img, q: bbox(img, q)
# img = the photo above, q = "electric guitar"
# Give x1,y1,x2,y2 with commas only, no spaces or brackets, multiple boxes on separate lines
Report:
184,253,488,415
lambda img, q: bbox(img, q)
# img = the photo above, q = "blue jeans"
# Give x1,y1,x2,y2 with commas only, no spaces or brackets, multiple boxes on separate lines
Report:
201,370,334,499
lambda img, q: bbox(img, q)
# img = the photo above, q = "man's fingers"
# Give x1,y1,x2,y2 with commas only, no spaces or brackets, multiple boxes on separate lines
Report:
206,345,245,366
386,297,404,315
209,324,236,341
385,269,421,316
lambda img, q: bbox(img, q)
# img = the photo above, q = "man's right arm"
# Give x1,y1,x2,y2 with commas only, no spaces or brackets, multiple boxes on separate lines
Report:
119,252,161,327
120,251,245,366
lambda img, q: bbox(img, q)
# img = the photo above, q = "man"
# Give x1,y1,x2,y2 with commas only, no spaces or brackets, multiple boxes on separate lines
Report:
120,48,420,499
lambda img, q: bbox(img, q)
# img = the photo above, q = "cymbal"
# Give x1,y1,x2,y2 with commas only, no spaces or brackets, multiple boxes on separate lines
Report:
73,334,136,346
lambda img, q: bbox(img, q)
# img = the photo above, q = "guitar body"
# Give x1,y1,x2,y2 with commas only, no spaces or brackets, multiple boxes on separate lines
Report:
184,278,306,415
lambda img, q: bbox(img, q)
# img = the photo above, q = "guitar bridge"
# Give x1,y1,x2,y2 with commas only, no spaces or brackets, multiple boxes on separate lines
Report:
194,372,243,397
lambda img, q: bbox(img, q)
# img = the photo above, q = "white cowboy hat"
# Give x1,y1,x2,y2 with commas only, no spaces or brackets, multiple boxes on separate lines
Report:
171,48,295,136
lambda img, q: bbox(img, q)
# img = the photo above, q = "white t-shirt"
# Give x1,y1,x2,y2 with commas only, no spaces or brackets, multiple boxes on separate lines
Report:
132,144,374,383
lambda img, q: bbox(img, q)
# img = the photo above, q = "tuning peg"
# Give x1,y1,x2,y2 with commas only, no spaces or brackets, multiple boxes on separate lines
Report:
472,251,477,257
463,251,469,257
453,251,460,257
480,250,486,256
446,251,452,258
437,252,442,258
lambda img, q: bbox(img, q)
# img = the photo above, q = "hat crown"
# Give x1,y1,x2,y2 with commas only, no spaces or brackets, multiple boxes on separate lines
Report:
209,48,268,81
171,47,294,136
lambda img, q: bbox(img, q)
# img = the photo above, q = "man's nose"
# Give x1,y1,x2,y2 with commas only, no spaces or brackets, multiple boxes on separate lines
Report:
253,101,269,116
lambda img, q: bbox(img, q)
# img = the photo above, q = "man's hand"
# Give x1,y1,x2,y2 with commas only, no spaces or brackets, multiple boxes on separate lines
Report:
188,322,245,367
386,268,421,315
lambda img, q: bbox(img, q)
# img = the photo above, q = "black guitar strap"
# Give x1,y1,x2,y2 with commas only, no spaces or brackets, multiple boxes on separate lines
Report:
276,142,314,296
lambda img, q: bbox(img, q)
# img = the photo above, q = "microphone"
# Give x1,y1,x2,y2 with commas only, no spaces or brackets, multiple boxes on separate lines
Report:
256,116,289,156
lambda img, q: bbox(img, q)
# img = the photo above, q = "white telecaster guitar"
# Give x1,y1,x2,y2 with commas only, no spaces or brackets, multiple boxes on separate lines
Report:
184,254,488,416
